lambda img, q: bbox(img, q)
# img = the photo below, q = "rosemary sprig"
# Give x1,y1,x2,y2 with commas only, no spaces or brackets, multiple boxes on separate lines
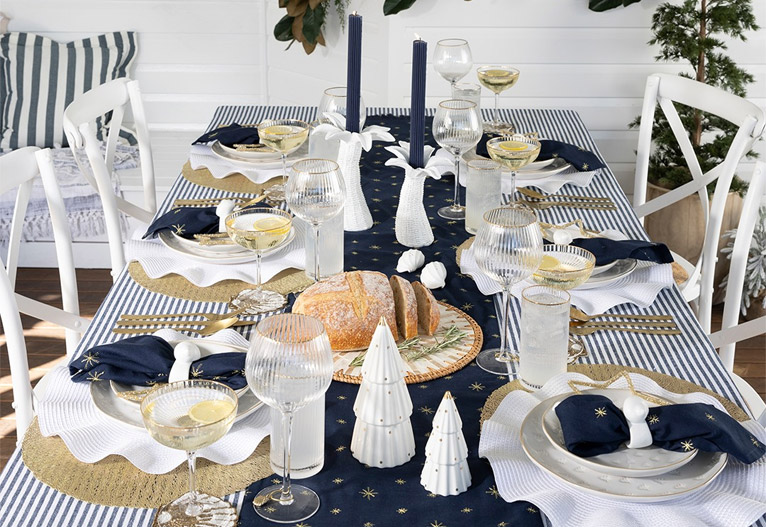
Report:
348,324,466,368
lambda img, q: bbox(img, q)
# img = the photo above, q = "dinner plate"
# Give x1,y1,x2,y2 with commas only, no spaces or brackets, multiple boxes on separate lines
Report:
577,258,638,289
158,227,296,265
516,158,572,179
520,390,727,502
210,140,308,168
542,389,698,477
172,232,250,256
590,260,618,276
523,158,557,170
91,340,263,429
214,141,281,161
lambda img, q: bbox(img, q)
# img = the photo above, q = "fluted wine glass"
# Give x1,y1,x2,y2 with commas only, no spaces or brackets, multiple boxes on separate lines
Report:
245,314,334,524
318,86,366,129
286,159,346,282
257,119,310,202
473,206,543,374
432,99,483,220
433,39,473,87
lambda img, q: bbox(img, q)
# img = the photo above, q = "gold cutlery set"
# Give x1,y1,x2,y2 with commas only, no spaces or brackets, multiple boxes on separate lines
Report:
170,194,270,246
569,307,680,336
113,308,254,336
516,188,617,211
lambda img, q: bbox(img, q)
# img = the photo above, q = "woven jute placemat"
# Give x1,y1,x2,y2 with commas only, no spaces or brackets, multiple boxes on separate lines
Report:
21,418,272,508
479,364,749,427
182,161,281,195
128,262,313,302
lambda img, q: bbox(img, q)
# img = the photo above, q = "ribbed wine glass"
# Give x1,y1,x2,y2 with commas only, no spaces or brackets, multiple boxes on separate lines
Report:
318,87,366,129
286,159,346,282
257,119,310,202
433,39,473,87
245,314,334,524
473,206,543,374
432,99,483,220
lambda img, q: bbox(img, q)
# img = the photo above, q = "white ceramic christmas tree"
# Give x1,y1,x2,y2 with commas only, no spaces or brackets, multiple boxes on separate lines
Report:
350,317,415,468
420,391,471,496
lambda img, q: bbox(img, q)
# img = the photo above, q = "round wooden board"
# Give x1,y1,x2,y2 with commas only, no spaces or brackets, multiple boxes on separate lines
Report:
332,302,483,384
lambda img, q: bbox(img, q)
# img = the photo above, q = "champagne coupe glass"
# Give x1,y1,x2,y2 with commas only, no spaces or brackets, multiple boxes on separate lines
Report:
318,86,367,129
245,314,334,523
226,207,293,313
257,119,310,202
476,65,520,133
286,159,346,282
473,206,543,374
433,39,473,87
485,133,541,201
432,99,483,220
141,380,238,526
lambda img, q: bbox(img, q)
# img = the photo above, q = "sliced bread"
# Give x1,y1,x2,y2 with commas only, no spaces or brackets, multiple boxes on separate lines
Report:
412,281,440,336
390,275,418,340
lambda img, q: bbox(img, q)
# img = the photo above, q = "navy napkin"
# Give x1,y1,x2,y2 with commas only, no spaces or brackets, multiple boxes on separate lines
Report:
192,123,259,146
555,394,765,464
545,238,674,266
476,137,606,172
69,335,247,390
143,206,220,239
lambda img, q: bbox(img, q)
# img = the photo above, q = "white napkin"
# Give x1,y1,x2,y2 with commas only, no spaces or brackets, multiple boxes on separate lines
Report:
479,372,766,527
189,144,283,183
511,168,598,194
37,329,271,474
125,225,306,288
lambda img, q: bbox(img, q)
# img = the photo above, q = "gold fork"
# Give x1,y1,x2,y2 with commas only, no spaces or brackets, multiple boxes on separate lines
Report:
173,197,247,208
570,325,681,336
112,317,255,336
518,200,617,211
570,306,674,323
570,320,678,329
518,187,613,203
118,307,247,322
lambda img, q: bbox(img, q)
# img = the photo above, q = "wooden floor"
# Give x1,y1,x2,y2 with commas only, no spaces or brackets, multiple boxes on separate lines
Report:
1,268,764,469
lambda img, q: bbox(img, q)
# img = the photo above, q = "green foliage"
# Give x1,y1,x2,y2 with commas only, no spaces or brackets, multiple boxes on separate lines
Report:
274,15,295,42
632,0,759,195
383,0,418,16
588,0,641,12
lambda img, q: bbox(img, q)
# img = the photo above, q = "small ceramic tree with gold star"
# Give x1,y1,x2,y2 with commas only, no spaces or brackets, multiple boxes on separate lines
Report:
351,318,415,468
420,391,471,496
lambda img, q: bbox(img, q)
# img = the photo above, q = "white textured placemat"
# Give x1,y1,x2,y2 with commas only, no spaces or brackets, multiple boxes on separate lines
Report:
479,372,766,527
512,169,597,194
37,329,271,475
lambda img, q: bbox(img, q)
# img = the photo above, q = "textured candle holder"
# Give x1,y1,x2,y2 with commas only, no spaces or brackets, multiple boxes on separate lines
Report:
385,141,453,248
314,113,394,232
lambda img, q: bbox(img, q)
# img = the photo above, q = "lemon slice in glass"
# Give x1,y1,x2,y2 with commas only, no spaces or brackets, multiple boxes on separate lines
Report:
188,400,236,424
261,125,294,135
252,215,291,235
539,254,561,271
486,69,512,77
499,140,528,151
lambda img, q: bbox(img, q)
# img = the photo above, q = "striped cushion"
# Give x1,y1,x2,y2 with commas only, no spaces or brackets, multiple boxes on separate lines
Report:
0,31,137,150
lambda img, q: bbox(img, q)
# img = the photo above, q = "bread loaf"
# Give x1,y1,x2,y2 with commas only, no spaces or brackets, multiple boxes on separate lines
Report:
390,275,418,340
292,271,399,351
412,281,440,336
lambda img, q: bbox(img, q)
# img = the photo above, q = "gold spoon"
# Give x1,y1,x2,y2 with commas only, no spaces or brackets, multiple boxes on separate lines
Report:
570,306,674,323
518,187,613,203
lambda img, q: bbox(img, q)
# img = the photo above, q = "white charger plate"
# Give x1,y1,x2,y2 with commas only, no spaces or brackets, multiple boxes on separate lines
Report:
542,389,698,477
516,158,572,179
577,258,638,290
210,140,308,169
520,390,727,502
214,141,281,161
172,232,250,256
90,340,263,429
158,228,296,265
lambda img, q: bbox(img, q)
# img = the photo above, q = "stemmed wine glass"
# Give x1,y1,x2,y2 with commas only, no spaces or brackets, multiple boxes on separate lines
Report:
476,65,520,133
433,39,473,87
318,87,366,129
141,380,238,526
473,206,543,374
485,133,541,201
257,119,310,202
226,207,293,313
286,159,346,282
432,99,483,220
245,314,334,524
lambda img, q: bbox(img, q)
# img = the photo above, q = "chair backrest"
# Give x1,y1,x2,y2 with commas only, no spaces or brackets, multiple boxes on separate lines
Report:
62,77,157,280
0,147,91,441
713,161,766,371
633,73,766,333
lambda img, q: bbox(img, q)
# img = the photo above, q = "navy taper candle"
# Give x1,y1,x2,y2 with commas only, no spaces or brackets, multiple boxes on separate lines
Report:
346,12,362,133
409,37,427,168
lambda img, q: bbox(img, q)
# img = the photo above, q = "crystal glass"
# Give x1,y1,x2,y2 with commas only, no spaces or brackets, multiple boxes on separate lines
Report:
476,65,520,133
286,159,346,282
432,99,483,220
257,119,310,202
473,206,543,374
451,82,481,110
532,245,596,290
519,285,570,389
485,133,541,200
318,86,366,129
141,380,238,526
245,314,334,524
465,159,502,235
225,207,293,313
433,38,473,86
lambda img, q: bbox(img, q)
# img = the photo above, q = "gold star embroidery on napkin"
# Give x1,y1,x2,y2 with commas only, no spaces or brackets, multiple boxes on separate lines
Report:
332,478,344,484
336,419,346,424
81,352,100,367
681,440,694,452
190,365,203,377
486,485,500,499
330,508,341,515
430,521,445,527
582,163,589,170
397,508,408,514
705,413,716,421
171,224,186,235
336,445,346,452
360,487,377,500
395,479,406,485
461,508,473,513
752,437,761,448
87,371,104,382
527,507,539,514
595,407,607,418
648,414,660,425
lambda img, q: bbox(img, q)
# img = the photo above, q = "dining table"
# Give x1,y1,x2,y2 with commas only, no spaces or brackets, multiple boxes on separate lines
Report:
0,105,763,527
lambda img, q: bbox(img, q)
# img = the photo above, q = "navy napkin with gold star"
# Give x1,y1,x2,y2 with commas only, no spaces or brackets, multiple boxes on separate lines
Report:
476,137,606,172
555,394,766,464
192,123,259,146
143,206,220,239
549,238,674,266
69,335,247,389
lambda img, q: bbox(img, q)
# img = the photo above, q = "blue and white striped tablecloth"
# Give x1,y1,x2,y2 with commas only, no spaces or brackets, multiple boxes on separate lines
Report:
0,107,759,527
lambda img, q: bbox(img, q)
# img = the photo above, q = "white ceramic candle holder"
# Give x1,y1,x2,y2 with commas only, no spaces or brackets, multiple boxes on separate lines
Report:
313,113,394,232
420,391,471,496
385,141,453,248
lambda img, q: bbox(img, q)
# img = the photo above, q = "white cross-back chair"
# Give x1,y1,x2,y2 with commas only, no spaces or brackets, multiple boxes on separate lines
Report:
707,161,766,424
633,73,766,335
1,147,91,441
62,77,157,281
